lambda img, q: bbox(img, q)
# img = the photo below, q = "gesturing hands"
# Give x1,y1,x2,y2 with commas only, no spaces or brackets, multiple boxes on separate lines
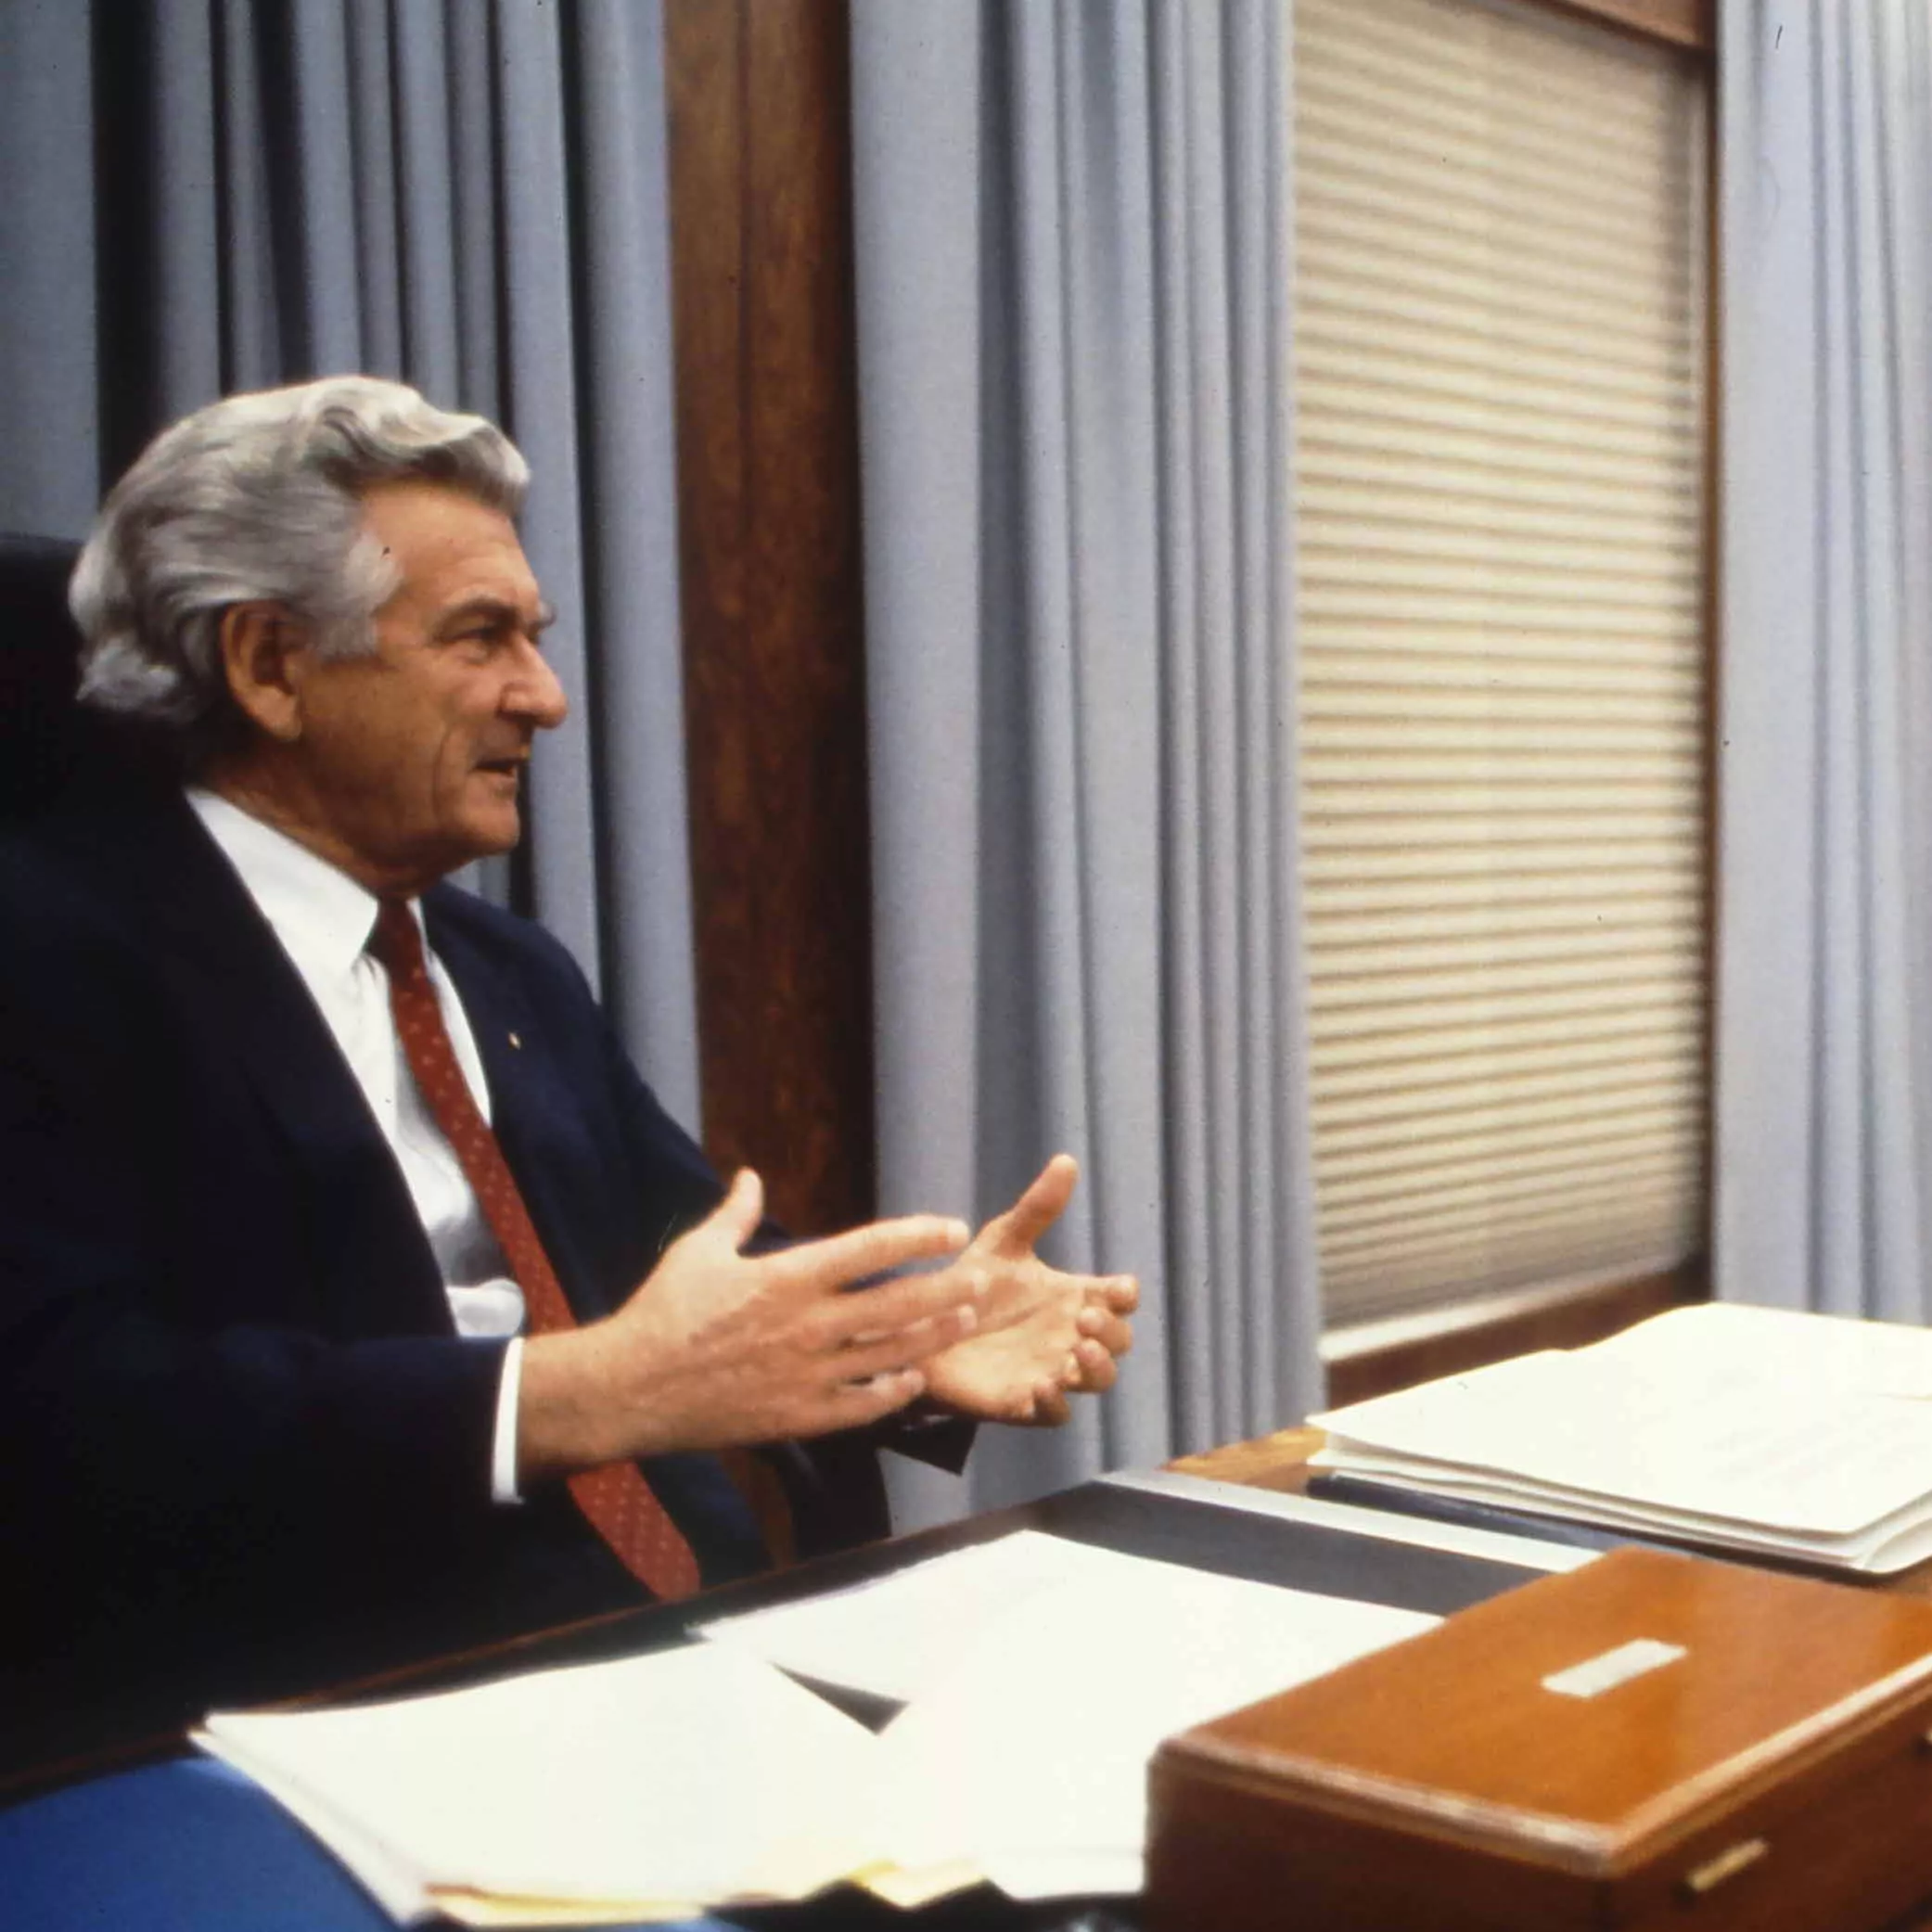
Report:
517,1155,1138,1478
518,1171,981,1478
919,1154,1138,1426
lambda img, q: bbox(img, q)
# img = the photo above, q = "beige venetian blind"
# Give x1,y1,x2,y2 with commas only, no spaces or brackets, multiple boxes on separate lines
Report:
1295,0,1710,1324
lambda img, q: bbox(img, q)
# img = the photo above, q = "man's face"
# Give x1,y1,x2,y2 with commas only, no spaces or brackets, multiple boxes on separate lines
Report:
282,480,567,892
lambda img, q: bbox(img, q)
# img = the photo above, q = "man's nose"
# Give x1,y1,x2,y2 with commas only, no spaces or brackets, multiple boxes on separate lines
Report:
507,639,569,729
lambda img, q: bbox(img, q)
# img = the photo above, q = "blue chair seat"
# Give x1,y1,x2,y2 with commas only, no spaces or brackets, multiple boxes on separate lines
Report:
0,1757,736,1931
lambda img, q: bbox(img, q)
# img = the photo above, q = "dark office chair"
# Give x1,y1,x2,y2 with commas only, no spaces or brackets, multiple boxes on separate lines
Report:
0,533,89,818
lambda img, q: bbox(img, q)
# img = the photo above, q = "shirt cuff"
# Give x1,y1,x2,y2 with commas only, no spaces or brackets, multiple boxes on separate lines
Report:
491,1337,525,1504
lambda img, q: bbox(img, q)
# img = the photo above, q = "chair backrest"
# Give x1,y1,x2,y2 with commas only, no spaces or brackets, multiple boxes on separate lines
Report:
0,533,88,819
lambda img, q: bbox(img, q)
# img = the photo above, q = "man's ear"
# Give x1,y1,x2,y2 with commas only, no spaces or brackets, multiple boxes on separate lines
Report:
217,603,313,742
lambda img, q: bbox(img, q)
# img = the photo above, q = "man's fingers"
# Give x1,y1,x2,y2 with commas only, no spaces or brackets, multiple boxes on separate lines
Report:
988,1153,1079,1254
696,1167,764,1252
1072,1337,1120,1393
836,1310,976,1383
827,1366,928,1427
779,1213,970,1291
1092,1273,1139,1313
1077,1306,1134,1358
1030,1382,1072,1427
825,1265,984,1350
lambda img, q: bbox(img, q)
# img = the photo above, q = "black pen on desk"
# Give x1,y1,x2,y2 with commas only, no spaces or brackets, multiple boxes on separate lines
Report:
1305,1472,1635,1555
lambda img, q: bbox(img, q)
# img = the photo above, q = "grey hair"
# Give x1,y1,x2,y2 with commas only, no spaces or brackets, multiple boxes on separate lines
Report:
71,376,530,768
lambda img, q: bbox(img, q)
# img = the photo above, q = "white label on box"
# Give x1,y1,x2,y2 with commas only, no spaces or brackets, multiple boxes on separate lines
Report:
1542,1638,1686,1699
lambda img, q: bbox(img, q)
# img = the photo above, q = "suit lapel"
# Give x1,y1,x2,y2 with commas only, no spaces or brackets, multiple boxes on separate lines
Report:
53,781,451,1337
420,895,536,1134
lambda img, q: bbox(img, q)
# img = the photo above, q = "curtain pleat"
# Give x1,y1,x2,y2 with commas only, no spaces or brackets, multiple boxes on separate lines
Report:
0,2,99,537
852,0,1321,1521
1715,0,1932,1321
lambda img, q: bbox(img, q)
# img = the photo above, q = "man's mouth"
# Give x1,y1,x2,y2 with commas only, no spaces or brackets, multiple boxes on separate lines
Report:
476,756,526,781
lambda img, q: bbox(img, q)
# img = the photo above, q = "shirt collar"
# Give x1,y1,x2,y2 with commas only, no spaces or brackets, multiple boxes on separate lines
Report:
185,787,416,985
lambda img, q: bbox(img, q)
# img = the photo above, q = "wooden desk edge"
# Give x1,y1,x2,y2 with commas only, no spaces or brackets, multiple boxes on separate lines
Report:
1168,1426,1324,1493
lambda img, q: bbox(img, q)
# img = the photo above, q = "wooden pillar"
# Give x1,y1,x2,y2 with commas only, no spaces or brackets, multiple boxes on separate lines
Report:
663,0,876,1235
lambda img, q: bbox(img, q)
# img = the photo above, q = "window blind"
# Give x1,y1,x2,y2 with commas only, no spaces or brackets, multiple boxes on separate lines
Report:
1295,0,1710,1324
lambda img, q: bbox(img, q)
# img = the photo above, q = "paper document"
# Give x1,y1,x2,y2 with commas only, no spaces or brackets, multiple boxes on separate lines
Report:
203,1531,1437,1922
1587,1298,1932,1400
870,1555,1437,1898
1313,1303,1932,1572
199,1643,878,1916
693,1528,1263,1701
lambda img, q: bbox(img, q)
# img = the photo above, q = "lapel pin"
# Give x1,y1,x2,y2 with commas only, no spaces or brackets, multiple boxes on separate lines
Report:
507,1031,522,1050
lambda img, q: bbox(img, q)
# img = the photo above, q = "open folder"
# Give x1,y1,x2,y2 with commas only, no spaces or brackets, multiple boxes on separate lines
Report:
1312,1301,1932,1572
198,1530,1436,1925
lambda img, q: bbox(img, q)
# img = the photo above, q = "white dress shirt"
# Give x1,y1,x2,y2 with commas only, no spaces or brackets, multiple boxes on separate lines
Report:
186,787,527,1502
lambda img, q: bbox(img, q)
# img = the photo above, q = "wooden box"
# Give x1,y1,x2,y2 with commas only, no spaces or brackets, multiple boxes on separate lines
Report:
1147,1547,1932,1931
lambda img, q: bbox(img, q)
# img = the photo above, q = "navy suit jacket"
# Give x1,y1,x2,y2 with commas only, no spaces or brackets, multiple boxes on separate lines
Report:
0,776,933,1754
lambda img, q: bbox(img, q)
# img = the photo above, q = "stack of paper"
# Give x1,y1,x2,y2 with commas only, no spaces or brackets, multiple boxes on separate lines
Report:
198,1531,1436,1924
1311,1302,1932,1573
202,1643,882,1926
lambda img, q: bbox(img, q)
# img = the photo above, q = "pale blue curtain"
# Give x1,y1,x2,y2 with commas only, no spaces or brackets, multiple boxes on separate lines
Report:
1715,0,1932,1318
851,0,1322,1522
0,0,698,1123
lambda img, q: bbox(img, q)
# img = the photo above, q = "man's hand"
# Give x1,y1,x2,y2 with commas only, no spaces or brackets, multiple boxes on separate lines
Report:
919,1155,1138,1426
518,1171,980,1478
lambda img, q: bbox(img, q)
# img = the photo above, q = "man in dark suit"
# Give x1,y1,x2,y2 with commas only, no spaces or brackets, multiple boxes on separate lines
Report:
0,377,1135,1755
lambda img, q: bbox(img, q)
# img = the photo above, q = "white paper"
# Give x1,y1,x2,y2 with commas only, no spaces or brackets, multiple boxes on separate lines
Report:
693,1529,1209,1702
1588,1300,1932,1400
204,1533,1442,1918
1312,1304,1932,1570
981,1849,1146,1901
869,1560,1438,1893
200,1643,878,1907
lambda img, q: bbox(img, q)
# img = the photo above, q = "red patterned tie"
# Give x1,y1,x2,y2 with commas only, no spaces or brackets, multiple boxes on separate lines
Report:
368,897,701,1602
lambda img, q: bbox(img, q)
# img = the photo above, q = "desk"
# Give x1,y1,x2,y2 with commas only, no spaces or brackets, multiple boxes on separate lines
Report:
0,1472,1555,1932
12,1452,1932,1931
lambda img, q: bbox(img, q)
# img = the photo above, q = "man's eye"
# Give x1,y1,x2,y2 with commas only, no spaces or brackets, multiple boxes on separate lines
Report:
442,620,542,655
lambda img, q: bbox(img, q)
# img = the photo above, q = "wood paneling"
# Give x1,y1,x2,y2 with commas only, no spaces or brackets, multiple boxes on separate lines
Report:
664,0,875,1235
